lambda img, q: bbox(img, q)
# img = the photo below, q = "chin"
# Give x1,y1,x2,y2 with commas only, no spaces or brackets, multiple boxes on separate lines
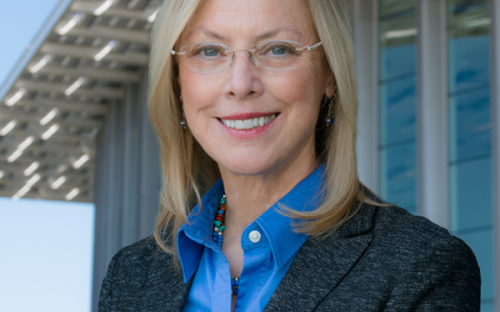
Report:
216,154,278,177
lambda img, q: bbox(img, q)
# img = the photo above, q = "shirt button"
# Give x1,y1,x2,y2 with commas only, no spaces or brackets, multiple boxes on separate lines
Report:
249,230,261,243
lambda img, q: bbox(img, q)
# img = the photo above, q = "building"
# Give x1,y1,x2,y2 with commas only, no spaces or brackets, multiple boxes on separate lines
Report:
0,0,498,311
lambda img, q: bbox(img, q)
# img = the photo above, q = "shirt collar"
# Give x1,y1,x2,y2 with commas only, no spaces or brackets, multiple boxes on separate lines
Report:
177,164,326,282
255,164,325,269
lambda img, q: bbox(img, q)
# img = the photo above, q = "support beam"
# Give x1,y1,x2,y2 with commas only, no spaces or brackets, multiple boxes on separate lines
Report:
0,163,93,180
0,178,91,193
68,26,150,44
7,128,96,143
1,139,96,155
417,0,448,228
0,154,93,168
34,65,140,83
11,98,108,115
41,43,149,66
0,108,103,128
352,0,379,192
0,189,92,203
35,98,108,114
15,79,123,100
70,1,154,21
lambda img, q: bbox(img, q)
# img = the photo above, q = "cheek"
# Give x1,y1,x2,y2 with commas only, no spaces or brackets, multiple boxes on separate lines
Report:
262,66,324,112
179,69,223,118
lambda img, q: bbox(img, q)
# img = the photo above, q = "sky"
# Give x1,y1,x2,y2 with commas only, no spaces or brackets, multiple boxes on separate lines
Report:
0,0,59,85
0,1,95,311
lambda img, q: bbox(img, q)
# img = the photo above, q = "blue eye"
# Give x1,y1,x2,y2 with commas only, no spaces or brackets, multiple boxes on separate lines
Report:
204,49,219,57
271,47,287,55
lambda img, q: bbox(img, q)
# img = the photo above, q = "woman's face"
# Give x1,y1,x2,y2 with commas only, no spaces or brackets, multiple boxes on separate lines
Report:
177,0,334,176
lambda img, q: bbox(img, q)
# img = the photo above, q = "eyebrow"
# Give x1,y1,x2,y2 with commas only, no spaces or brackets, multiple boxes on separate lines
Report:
184,27,303,43
185,27,227,41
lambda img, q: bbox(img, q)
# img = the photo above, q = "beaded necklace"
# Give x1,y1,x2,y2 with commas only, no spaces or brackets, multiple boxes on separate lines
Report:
212,194,239,295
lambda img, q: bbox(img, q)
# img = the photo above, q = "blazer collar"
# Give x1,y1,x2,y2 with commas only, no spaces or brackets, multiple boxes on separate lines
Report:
264,202,376,312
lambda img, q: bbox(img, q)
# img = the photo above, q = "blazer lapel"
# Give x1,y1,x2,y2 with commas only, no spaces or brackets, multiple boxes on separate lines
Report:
264,204,376,312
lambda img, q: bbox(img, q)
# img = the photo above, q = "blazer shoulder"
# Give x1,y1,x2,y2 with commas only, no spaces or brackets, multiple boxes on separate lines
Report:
98,237,181,311
372,206,479,274
111,237,164,267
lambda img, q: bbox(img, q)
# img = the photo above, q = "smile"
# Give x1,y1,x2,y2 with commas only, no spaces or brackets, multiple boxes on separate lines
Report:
220,114,277,130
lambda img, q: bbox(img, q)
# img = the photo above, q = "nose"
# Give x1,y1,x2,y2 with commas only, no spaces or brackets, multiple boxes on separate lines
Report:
222,51,264,101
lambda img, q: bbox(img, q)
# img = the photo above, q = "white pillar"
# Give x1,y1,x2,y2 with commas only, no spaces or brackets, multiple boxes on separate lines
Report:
416,0,448,228
490,0,500,309
91,70,161,311
352,0,380,193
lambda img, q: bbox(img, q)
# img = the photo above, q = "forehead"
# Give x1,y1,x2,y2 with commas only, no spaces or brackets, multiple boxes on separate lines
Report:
180,0,317,43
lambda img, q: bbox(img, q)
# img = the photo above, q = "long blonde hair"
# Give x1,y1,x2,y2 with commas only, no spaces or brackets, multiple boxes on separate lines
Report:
148,0,375,264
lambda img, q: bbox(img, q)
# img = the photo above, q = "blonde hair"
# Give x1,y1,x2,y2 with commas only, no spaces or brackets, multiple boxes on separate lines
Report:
148,0,377,264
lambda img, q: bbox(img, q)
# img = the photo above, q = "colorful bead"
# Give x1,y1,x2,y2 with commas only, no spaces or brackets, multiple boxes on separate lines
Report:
231,277,239,295
213,194,239,296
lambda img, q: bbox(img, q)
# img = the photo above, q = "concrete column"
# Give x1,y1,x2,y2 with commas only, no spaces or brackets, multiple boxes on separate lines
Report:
92,100,123,312
137,70,162,238
91,70,161,311
416,0,448,228
490,0,500,309
352,0,380,193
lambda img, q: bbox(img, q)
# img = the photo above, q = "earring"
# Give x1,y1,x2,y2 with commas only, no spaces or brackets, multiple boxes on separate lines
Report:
326,93,336,127
179,96,186,130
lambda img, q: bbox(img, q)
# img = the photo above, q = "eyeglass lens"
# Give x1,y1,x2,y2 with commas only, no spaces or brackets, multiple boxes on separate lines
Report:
177,41,306,73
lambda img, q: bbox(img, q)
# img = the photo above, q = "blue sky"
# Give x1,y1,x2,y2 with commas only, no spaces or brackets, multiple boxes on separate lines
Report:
0,198,95,312
0,1,95,311
0,0,59,85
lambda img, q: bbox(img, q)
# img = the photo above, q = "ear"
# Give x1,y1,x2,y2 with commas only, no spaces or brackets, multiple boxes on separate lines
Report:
324,73,336,98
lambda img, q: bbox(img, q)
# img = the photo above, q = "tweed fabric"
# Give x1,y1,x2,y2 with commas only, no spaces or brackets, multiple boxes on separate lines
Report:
98,204,481,312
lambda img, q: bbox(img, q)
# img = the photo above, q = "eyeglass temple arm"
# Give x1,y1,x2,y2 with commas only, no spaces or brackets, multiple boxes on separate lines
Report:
297,42,322,52
171,50,185,55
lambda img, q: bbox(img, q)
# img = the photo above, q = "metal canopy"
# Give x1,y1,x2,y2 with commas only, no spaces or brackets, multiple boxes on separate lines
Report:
0,0,163,203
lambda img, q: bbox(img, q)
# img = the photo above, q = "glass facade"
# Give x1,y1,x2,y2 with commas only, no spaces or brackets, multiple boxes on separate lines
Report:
447,0,494,309
378,0,418,214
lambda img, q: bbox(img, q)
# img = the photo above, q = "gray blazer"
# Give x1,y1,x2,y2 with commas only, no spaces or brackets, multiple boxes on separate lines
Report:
98,203,481,311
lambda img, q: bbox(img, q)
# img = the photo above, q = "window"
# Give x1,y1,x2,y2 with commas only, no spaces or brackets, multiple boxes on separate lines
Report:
379,0,418,214
447,0,494,309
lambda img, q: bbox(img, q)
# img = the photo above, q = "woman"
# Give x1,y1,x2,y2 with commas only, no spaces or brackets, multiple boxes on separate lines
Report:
99,0,481,311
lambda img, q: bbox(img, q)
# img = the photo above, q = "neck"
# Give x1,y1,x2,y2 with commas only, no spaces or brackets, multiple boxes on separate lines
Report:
220,156,317,236
217,149,317,278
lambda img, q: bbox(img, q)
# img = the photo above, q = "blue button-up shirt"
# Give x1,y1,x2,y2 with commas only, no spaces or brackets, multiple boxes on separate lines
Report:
178,165,325,312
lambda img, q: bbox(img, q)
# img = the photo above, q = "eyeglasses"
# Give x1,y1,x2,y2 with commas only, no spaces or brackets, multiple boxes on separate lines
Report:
171,40,322,73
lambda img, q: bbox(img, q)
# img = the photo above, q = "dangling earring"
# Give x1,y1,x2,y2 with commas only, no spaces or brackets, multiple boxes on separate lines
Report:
179,96,186,130
326,92,336,127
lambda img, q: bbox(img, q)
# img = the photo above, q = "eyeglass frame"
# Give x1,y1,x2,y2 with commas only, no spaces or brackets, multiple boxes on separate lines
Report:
170,40,323,73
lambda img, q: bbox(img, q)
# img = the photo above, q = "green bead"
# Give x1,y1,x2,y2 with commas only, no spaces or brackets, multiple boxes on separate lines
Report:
220,198,226,204
219,226,226,232
214,221,221,227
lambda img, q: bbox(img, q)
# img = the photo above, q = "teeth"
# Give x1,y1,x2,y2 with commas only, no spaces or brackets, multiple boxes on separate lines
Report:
253,118,259,127
221,114,277,130
243,119,252,129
